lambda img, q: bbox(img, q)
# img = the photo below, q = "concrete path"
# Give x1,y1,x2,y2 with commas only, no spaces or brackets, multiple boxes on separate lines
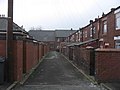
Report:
13,51,105,90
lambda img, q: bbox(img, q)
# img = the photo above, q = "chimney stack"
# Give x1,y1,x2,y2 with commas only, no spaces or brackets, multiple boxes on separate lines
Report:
102,12,105,16
90,20,93,24
111,8,115,11
0,14,5,17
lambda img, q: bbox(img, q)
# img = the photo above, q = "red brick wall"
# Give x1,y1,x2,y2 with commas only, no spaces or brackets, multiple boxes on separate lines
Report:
0,39,49,82
95,49,120,82
73,47,95,75
44,45,49,55
13,40,23,81
24,41,43,73
106,12,115,48
38,44,43,60
0,40,23,81
25,41,34,73
99,12,115,48
74,47,91,74
32,42,39,67
44,45,47,55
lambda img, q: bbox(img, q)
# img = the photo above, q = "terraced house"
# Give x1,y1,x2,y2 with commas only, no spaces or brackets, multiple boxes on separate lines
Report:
61,6,120,83
67,6,120,49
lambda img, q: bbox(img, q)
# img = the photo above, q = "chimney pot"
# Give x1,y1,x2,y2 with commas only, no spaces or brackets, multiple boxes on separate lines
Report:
2,14,5,17
90,20,93,24
111,8,115,11
95,18,98,21
102,12,105,16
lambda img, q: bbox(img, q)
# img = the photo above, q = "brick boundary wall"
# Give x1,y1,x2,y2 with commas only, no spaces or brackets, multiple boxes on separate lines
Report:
0,39,49,82
95,49,120,83
74,46,95,75
13,40,23,81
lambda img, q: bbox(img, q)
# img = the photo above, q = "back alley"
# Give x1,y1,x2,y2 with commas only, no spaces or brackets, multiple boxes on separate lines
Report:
13,51,105,90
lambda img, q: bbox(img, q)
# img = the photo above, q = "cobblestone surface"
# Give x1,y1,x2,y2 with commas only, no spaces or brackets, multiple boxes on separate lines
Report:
13,51,105,90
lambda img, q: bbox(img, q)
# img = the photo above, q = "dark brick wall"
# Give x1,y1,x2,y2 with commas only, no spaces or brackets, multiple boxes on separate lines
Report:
74,47,94,75
0,40,6,57
95,49,120,82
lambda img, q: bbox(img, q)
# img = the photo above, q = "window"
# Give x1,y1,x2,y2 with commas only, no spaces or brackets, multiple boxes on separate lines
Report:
116,12,120,30
114,36,120,49
90,26,95,37
93,27,96,34
90,27,92,37
78,31,81,41
115,41,120,49
76,33,78,42
85,31,87,38
103,20,107,34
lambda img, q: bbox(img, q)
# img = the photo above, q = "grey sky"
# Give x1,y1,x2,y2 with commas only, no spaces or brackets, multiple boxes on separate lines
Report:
0,0,120,31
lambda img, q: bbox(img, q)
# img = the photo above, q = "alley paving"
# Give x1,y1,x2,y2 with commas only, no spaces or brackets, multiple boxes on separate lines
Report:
14,51,105,90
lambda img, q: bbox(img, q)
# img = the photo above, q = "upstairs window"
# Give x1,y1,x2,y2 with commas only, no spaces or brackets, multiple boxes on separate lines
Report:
116,12,120,30
90,26,96,38
93,27,96,34
79,31,81,41
85,31,87,38
90,27,92,37
103,20,107,34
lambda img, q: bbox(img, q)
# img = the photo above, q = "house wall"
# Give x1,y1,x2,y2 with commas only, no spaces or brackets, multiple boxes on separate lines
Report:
66,8,120,49
99,12,115,48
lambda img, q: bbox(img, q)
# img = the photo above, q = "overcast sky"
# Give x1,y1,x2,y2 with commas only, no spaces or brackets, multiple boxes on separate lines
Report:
0,0,120,31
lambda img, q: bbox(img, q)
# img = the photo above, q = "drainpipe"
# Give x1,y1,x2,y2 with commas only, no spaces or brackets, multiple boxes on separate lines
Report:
7,0,14,82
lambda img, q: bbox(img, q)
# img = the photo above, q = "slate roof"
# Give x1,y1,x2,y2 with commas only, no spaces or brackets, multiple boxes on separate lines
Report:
0,18,7,30
28,30,55,41
0,17,27,33
55,30,76,37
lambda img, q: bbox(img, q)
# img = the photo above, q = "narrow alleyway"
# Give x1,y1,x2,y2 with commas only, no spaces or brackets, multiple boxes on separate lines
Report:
14,51,104,90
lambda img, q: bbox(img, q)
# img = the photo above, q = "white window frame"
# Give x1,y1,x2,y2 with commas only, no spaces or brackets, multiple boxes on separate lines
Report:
103,20,107,34
90,27,92,37
116,12,120,30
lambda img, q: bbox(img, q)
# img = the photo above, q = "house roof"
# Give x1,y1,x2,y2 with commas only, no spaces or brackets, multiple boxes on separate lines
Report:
55,30,76,37
0,17,27,33
28,30,55,41
0,18,7,30
28,29,76,42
